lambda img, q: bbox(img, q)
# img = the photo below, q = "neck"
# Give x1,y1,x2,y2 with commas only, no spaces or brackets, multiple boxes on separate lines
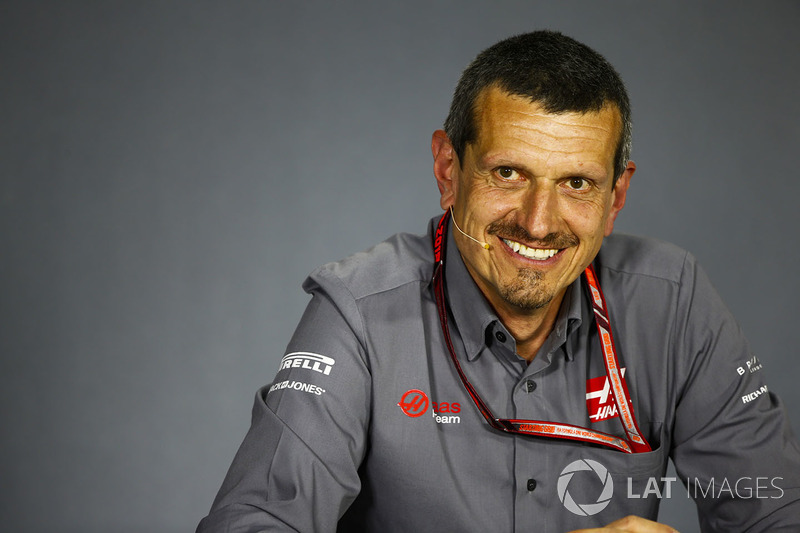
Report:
490,292,566,362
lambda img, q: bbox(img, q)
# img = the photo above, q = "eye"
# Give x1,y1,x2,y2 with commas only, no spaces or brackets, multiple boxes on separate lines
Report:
566,177,591,191
494,166,519,180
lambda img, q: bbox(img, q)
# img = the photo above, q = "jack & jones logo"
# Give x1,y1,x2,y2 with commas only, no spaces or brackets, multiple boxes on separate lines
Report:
268,379,325,396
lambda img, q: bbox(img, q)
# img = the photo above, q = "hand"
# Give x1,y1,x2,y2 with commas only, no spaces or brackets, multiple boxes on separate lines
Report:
567,515,678,533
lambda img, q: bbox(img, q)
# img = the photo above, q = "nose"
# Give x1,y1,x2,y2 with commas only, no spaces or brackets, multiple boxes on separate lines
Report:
517,183,560,240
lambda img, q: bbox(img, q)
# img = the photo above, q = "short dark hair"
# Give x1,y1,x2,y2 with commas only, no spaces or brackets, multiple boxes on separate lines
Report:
443,31,631,182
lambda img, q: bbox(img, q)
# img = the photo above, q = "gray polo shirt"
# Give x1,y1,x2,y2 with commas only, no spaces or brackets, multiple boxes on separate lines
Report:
198,216,800,532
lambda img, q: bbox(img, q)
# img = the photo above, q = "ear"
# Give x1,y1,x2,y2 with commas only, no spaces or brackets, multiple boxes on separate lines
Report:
432,130,458,210
604,160,635,236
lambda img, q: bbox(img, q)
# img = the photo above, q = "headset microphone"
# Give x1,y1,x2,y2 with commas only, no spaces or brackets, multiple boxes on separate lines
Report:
449,206,491,250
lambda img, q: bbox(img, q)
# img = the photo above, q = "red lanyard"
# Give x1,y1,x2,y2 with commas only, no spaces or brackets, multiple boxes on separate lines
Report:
432,211,651,454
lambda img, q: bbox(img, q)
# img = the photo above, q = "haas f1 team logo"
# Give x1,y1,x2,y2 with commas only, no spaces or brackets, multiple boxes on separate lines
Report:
398,389,461,424
398,389,430,417
586,368,627,423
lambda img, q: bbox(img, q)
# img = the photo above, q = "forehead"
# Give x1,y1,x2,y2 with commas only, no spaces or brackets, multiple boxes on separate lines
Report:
471,86,621,172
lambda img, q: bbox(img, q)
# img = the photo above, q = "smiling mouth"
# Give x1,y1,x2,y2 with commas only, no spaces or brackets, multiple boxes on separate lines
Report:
501,238,560,260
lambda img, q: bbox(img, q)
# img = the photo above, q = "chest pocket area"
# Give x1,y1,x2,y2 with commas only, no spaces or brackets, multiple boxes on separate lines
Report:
550,421,666,529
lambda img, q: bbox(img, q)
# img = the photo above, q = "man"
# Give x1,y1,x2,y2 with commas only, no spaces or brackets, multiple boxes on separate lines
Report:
198,31,800,532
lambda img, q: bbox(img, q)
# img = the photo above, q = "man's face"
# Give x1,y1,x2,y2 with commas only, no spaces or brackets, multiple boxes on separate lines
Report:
433,86,634,317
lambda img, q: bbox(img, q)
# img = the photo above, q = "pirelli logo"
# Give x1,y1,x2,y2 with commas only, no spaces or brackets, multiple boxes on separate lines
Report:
279,352,335,376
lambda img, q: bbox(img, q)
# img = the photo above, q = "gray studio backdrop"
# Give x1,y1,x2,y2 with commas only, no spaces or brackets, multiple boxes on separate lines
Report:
2,2,799,532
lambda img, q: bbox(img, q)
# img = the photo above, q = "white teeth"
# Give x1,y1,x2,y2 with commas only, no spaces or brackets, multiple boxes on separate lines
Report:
502,238,559,260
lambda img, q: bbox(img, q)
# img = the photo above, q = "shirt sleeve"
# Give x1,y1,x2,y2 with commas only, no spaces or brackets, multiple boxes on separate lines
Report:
196,266,371,532
669,253,800,532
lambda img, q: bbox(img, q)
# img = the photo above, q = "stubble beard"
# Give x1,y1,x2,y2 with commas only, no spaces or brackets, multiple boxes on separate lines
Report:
498,268,555,311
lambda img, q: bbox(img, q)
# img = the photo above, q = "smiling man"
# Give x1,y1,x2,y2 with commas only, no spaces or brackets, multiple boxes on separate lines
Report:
433,86,633,362
198,32,800,533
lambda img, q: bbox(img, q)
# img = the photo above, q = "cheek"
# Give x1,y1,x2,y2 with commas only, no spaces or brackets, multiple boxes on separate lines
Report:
563,199,609,240
462,188,516,224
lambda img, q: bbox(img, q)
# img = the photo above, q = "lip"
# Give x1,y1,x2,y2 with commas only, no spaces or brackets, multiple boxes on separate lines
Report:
496,236,567,267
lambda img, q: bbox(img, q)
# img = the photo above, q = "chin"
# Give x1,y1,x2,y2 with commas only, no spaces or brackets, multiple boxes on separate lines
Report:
499,278,555,311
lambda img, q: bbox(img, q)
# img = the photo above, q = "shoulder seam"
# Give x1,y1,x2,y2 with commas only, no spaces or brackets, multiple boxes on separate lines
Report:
601,246,690,285
317,261,430,302
351,277,430,303
313,267,369,354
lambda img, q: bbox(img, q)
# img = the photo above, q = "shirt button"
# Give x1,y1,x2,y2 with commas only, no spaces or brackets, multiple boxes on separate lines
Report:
525,380,537,393
527,479,537,492
495,331,507,343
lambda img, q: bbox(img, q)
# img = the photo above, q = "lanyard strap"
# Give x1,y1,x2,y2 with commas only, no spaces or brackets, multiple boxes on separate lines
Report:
432,211,651,454
583,264,651,453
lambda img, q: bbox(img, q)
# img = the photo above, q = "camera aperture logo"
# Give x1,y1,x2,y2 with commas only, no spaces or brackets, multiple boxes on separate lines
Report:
557,459,613,516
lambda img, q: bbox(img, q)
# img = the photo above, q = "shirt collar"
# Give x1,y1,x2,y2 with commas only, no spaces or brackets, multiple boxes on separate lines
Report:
551,277,584,362
443,218,584,362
